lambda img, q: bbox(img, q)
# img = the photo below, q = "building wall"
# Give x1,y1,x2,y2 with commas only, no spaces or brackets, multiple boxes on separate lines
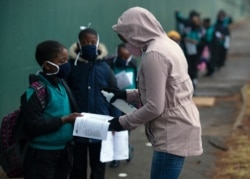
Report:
0,0,249,119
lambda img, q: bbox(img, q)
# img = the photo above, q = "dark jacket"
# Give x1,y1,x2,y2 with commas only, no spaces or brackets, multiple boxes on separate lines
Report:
67,43,122,143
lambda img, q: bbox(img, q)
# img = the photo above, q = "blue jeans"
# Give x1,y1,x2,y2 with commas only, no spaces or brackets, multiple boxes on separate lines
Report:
150,151,185,179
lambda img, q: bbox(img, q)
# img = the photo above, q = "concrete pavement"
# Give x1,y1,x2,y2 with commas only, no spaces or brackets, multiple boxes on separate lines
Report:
179,19,250,179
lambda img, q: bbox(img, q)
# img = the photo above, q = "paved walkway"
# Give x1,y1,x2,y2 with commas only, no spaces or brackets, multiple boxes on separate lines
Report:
180,19,250,179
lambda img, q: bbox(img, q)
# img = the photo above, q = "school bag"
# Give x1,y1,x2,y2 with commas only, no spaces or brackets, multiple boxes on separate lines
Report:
0,74,47,178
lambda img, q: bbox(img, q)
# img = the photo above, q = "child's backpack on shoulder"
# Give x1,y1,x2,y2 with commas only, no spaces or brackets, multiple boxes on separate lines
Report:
0,74,47,178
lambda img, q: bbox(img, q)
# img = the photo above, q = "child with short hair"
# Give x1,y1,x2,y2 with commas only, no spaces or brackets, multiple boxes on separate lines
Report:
22,40,82,179
167,30,181,44
67,28,122,179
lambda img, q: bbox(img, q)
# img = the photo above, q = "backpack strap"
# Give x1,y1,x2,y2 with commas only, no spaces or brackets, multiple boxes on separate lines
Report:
15,77,46,141
30,81,46,109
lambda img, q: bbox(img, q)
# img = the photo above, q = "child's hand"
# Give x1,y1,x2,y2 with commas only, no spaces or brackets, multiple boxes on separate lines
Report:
61,113,83,124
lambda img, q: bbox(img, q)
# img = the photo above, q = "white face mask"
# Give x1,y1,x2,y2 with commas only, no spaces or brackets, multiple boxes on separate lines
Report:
125,43,142,57
43,61,59,75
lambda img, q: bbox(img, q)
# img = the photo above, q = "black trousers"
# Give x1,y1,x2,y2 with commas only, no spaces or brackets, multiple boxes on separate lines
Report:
69,142,105,179
187,54,199,80
24,144,73,179
216,46,228,69
206,55,217,76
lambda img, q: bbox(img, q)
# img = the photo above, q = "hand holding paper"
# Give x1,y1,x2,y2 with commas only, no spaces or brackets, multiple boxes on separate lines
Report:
73,113,113,140
108,117,125,132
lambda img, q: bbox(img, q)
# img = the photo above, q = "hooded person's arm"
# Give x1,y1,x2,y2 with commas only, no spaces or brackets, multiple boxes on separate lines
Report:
119,52,168,130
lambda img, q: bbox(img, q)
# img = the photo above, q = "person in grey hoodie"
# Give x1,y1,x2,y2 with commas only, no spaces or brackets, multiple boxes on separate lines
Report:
102,7,203,179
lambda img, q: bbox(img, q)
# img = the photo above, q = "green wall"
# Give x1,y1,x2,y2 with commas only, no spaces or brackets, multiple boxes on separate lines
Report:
0,0,249,119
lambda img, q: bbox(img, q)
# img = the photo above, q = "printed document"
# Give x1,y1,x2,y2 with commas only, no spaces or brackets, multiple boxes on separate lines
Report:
73,113,112,140
100,131,129,162
115,71,132,89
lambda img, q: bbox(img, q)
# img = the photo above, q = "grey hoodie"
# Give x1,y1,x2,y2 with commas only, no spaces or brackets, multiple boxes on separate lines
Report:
113,7,203,157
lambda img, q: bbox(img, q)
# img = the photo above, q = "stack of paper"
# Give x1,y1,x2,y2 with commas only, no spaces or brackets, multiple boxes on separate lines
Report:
73,113,130,163
100,131,129,162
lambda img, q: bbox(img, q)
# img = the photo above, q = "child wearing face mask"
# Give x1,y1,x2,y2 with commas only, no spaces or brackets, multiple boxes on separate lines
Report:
106,43,137,90
67,28,122,179
22,40,82,179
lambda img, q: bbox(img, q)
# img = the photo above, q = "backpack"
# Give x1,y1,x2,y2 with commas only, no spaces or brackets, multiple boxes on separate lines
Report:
0,76,46,178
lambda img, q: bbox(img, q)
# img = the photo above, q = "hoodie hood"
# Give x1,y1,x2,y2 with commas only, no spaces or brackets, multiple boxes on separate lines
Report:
69,42,108,63
112,7,166,49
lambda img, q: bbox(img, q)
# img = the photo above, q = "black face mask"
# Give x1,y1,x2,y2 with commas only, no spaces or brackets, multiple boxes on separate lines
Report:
80,45,98,61
56,62,71,78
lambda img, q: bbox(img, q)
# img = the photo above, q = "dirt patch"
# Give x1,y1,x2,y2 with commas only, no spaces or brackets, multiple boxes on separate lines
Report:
213,84,250,179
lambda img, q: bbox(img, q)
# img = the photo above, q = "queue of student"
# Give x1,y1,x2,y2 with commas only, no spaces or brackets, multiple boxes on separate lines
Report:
168,9,232,91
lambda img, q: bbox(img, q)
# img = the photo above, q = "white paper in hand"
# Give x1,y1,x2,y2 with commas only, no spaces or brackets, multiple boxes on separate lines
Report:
100,131,129,162
101,90,137,114
73,113,112,140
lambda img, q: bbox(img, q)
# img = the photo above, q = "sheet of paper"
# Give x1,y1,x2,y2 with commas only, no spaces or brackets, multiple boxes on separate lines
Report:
126,72,133,85
101,90,137,114
73,113,112,140
115,71,132,89
185,41,197,55
224,36,230,49
100,131,129,162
